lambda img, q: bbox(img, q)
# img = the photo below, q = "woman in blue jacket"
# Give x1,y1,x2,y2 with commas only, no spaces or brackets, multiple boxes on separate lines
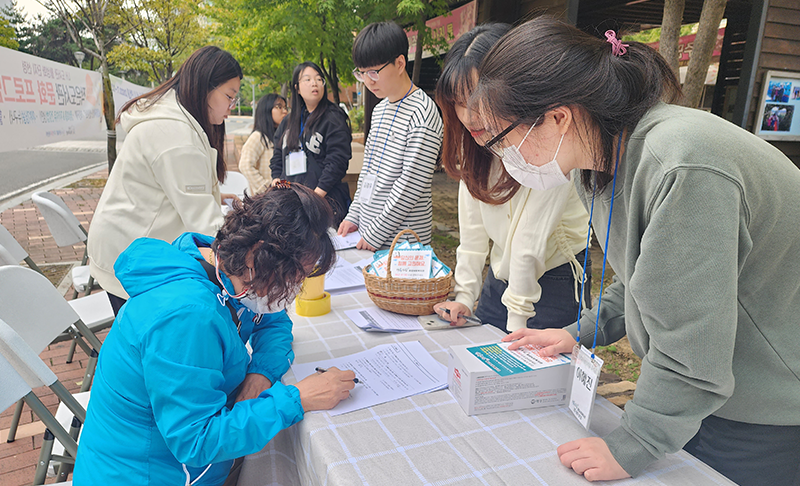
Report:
73,183,355,486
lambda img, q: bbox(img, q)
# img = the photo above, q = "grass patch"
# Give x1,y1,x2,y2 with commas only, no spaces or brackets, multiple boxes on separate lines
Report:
67,178,107,189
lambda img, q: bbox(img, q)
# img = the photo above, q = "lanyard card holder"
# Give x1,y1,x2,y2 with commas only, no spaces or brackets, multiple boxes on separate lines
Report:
360,173,377,203
286,150,307,176
568,344,603,430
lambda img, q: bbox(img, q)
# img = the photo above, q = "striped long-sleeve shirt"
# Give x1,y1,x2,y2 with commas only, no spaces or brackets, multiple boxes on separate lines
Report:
345,89,443,248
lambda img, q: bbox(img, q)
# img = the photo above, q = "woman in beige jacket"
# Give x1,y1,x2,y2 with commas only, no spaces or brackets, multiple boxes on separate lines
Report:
239,94,288,195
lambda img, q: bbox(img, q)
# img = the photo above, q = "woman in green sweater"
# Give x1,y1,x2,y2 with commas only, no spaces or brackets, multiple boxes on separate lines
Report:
474,16,800,486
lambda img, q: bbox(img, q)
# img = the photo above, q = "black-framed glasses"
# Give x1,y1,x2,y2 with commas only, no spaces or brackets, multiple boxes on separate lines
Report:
484,118,521,158
484,115,542,158
352,61,392,82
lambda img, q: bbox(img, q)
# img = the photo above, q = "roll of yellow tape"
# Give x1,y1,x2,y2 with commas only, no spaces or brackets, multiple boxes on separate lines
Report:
295,292,331,317
298,274,325,301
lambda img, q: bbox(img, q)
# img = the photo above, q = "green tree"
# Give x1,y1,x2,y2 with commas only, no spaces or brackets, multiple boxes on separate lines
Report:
0,17,18,49
20,15,92,67
46,0,120,171
394,0,450,85
108,0,208,84
208,0,449,105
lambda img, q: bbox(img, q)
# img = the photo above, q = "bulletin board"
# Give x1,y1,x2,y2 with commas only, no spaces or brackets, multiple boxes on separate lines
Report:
752,70,800,141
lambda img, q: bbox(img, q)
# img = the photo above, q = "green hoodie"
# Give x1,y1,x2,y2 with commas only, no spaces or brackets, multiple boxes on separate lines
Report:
565,103,800,477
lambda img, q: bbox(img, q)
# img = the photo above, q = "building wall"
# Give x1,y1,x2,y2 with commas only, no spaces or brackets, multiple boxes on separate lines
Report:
747,0,800,165
476,0,570,25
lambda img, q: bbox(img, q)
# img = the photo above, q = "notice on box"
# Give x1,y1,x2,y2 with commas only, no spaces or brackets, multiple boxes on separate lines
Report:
390,249,432,279
468,342,570,377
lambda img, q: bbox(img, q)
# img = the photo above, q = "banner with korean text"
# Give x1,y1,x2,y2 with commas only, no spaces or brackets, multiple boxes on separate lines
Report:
0,46,148,152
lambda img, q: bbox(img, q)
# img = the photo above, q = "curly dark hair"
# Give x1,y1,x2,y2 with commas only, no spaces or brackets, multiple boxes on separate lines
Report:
212,183,335,307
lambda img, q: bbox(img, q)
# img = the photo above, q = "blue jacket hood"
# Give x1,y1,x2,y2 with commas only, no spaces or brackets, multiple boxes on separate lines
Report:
114,233,224,299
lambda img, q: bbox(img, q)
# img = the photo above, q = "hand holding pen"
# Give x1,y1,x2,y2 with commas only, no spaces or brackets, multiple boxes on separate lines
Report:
432,301,482,326
316,367,360,383
294,366,356,412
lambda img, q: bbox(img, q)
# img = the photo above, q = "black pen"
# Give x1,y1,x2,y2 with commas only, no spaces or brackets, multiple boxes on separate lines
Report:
443,307,482,325
316,367,360,383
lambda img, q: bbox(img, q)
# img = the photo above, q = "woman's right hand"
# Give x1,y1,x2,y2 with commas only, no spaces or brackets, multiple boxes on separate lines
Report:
270,178,282,187
502,328,575,356
337,220,358,236
294,367,356,412
433,301,471,326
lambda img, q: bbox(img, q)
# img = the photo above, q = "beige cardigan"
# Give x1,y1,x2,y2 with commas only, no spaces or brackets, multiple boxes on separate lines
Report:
239,131,273,195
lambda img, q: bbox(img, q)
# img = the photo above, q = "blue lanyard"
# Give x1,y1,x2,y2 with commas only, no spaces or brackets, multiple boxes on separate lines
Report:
299,112,306,149
576,131,623,359
364,83,414,173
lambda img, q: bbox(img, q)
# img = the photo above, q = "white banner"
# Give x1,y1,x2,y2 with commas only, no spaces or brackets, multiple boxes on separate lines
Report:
0,46,148,152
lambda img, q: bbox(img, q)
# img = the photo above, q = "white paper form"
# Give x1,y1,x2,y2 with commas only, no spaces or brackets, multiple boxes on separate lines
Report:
325,257,366,294
329,228,362,250
345,306,423,332
292,341,448,415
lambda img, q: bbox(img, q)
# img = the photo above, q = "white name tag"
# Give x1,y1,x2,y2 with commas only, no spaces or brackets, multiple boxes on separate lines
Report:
359,173,377,203
569,345,603,430
286,150,307,176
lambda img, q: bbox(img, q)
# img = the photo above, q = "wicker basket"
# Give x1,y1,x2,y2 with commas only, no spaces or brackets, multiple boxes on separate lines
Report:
362,229,453,316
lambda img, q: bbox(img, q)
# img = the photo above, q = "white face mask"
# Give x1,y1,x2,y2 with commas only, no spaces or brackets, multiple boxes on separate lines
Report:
501,125,570,191
238,285,301,315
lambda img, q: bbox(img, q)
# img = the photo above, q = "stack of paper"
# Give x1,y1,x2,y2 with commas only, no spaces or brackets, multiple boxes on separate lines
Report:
344,306,423,333
324,257,369,295
291,341,448,416
329,228,362,251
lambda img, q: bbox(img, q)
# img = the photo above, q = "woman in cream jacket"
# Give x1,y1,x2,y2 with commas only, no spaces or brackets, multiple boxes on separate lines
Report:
88,46,242,314
238,94,288,195
432,24,591,332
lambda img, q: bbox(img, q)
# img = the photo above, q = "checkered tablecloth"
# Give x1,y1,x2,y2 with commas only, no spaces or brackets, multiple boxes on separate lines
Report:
237,252,734,486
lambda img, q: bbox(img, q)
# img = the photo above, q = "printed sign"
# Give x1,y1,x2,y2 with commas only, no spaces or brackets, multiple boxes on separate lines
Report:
406,1,477,60
390,248,432,279
0,46,148,152
752,70,800,141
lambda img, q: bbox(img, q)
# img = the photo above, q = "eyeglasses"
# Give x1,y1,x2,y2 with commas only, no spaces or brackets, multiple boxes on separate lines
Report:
352,61,392,82
484,119,521,158
223,92,240,110
273,102,288,111
483,115,541,158
299,76,326,86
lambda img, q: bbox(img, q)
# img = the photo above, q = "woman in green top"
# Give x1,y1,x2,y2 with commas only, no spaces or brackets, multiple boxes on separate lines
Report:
473,15,800,485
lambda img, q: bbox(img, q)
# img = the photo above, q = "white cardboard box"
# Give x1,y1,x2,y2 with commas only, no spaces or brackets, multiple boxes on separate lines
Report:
447,342,571,415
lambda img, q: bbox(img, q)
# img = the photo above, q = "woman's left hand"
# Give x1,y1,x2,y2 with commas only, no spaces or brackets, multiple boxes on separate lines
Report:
235,373,273,402
314,187,327,198
557,438,630,482
221,193,241,204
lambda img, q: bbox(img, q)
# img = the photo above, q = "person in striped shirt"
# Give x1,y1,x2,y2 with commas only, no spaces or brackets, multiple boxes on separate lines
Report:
338,22,443,251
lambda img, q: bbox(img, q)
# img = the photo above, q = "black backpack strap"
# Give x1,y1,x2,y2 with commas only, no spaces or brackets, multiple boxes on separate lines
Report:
197,257,242,334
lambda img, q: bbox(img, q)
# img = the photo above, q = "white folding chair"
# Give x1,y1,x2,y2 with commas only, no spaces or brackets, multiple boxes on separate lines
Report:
0,224,45,274
0,266,103,443
0,319,86,485
0,226,114,366
220,171,250,199
31,191,97,299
